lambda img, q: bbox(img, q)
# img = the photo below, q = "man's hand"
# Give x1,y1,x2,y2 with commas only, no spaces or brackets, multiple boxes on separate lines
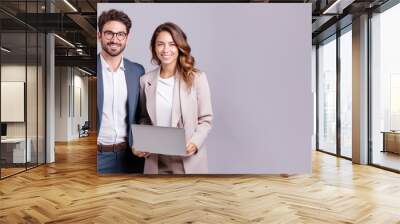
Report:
186,143,198,156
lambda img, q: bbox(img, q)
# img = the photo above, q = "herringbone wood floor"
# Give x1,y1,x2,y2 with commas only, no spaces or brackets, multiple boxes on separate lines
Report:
1,135,400,224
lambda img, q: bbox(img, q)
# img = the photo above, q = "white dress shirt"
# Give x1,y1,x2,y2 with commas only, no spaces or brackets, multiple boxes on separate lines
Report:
97,54,128,145
156,74,175,127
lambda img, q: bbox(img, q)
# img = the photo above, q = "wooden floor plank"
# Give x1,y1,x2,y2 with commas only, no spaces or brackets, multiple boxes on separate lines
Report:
0,135,400,223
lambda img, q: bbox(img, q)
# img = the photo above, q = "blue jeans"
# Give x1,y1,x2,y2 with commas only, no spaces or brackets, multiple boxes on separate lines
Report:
97,148,144,174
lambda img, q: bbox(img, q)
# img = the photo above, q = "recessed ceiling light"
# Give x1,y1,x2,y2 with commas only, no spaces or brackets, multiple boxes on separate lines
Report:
54,34,75,48
323,0,354,15
63,0,78,12
1,47,11,53
77,67,93,76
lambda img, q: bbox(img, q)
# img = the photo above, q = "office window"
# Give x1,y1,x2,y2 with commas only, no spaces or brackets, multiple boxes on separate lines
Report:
318,36,337,154
371,3,400,171
312,46,317,150
339,28,352,158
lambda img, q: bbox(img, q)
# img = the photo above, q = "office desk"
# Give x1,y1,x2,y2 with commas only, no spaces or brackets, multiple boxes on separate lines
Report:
1,138,32,164
382,131,400,154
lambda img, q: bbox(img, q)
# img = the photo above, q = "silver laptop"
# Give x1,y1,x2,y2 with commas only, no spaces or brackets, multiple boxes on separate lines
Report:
131,124,187,156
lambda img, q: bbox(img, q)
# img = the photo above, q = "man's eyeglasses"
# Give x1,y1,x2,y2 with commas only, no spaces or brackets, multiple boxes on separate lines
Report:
102,30,127,41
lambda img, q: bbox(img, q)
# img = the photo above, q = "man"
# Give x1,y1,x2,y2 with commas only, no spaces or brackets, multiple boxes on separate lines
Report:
97,9,144,173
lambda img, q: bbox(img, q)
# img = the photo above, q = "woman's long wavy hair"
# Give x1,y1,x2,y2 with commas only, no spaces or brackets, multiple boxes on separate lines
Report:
150,22,198,88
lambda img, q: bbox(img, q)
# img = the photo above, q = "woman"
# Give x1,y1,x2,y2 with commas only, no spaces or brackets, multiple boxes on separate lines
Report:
134,22,213,174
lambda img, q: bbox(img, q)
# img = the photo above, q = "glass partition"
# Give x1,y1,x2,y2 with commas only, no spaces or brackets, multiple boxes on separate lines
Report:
317,35,337,155
0,0,46,179
1,31,28,177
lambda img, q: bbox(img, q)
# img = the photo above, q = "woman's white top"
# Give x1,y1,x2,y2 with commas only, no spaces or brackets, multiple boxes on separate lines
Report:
156,74,175,127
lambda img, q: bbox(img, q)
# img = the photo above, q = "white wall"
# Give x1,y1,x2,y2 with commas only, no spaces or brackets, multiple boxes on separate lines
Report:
1,65,36,137
1,64,46,164
54,67,89,141
55,66,68,141
71,71,89,138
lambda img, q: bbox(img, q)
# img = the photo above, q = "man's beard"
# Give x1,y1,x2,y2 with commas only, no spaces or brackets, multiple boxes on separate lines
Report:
101,41,126,57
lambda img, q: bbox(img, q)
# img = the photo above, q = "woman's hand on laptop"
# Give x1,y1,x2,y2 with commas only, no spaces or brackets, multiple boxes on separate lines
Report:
131,147,151,158
186,143,198,156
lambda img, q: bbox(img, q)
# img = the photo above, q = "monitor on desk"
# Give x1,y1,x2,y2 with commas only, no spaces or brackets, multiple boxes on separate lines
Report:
1,123,7,138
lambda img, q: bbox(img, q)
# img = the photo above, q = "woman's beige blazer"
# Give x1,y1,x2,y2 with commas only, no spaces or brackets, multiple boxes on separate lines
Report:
138,67,213,174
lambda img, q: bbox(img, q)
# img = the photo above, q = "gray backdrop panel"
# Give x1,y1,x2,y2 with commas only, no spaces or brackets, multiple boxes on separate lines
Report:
98,3,313,174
